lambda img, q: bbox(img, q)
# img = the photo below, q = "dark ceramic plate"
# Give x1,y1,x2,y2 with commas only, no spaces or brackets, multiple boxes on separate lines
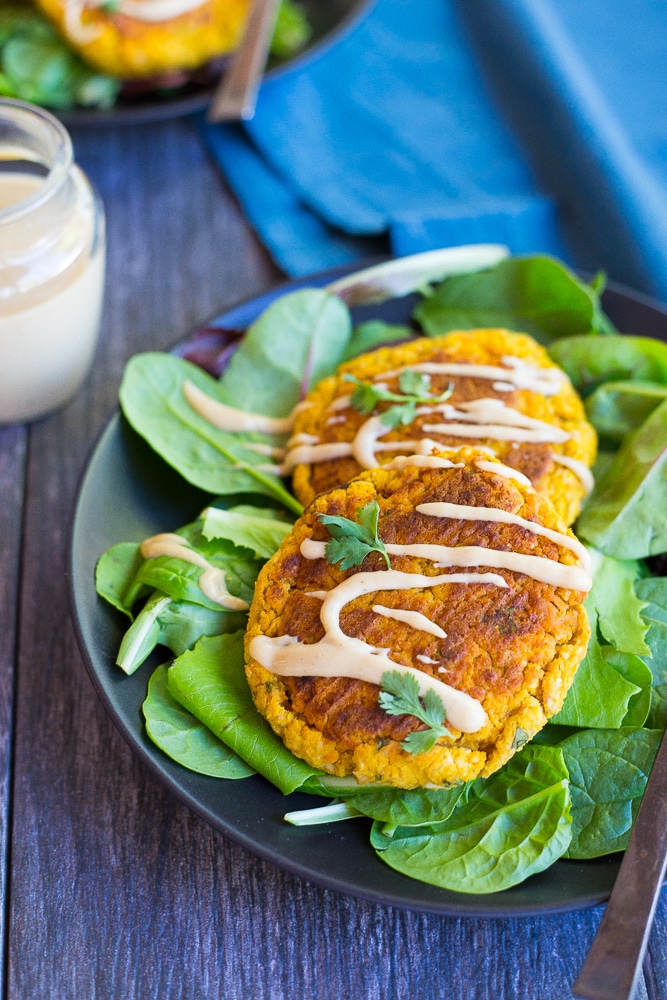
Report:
69,264,667,916
60,0,374,127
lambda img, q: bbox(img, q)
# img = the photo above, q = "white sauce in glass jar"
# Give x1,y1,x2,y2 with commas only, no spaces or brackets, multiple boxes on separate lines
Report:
0,101,106,424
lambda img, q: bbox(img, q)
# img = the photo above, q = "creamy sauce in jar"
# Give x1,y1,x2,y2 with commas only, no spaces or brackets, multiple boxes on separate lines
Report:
0,112,106,424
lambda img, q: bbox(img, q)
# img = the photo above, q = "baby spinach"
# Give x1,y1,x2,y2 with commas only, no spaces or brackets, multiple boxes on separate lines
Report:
636,577,667,729
585,380,667,443
560,727,662,858
371,746,571,894
166,632,327,795
143,664,254,779
577,398,667,558
345,783,467,829
343,321,415,361
553,607,642,728
218,289,352,415
549,335,667,396
601,648,652,728
414,256,607,343
587,551,649,656
119,353,302,514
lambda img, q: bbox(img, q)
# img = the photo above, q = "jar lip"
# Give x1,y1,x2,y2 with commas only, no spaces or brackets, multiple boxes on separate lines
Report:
0,99,73,225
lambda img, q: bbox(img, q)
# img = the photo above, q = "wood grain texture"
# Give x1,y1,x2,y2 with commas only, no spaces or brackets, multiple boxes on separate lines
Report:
3,116,666,1000
0,423,27,979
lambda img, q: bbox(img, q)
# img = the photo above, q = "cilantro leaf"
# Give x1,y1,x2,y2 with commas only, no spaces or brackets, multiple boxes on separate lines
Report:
398,370,431,395
378,670,452,754
344,372,453,429
319,500,390,570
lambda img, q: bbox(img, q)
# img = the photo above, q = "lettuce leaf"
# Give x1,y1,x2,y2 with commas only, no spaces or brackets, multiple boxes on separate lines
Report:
166,632,326,795
143,664,254,779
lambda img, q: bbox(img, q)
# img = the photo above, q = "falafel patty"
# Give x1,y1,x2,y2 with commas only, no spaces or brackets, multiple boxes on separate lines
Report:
245,447,591,789
36,0,249,77
288,328,597,526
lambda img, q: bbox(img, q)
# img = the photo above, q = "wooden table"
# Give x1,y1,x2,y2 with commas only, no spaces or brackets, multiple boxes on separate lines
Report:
2,115,666,1000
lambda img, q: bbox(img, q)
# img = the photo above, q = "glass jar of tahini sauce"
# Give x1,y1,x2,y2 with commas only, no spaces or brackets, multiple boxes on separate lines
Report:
0,99,105,423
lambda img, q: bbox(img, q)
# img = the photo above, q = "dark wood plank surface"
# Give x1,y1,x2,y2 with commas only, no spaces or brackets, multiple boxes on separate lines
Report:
3,115,666,1000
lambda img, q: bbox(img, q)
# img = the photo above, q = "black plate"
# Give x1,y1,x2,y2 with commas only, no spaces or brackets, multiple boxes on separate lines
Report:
59,0,374,127
69,264,667,916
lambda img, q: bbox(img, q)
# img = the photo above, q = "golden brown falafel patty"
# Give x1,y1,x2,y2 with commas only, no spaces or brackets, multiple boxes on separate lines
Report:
245,447,591,789
289,328,596,526
36,0,249,77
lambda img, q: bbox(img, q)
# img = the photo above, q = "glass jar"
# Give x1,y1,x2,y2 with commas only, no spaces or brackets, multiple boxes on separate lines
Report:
0,99,105,423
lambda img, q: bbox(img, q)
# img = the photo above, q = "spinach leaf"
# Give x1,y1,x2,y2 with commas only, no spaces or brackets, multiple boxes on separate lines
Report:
602,648,652,728
371,746,571,894
143,664,254,779
345,783,467,829
636,577,667,729
119,353,302,514
552,607,641,728
95,542,146,618
343,321,415,361
577,399,667,558
218,289,352,415
202,505,293,559
414,256,605,343
166,632,326,795
588,551,649,655
560,727,662,858
585,380,667,442
549,335,667,396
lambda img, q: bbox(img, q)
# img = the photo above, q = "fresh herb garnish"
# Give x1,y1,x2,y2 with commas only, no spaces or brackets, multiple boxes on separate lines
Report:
319,499,390,570
378,670,452,754
345,371,453,429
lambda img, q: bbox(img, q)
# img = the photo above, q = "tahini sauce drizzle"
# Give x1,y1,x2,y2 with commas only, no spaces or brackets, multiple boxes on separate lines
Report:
378,357,567,395
249,569,504,733
181,358,593,494
140,532,248,610
251,499,592,735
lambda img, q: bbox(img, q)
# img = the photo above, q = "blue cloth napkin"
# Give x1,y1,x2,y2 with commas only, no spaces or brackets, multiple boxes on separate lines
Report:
199,0,566,276
200,0,667,301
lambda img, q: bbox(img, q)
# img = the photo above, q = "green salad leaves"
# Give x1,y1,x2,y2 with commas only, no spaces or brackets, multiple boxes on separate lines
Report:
0,6,120,110
96,252,667,896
